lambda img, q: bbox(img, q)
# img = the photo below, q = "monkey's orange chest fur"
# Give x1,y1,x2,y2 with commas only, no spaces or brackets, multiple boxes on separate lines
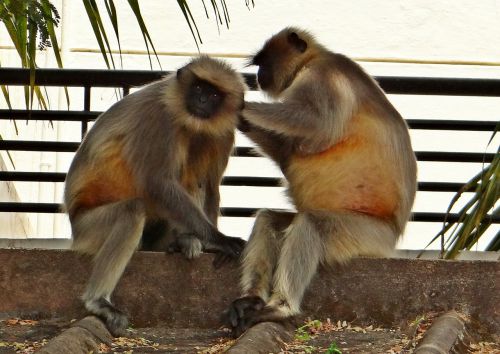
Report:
287,115,399,219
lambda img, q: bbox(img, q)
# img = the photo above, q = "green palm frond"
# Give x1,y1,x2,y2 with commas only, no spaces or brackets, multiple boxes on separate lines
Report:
425,124,500,258
0,0,56,109
103,0,123,68
177,0,203,51
127,0,161,69
82,0,116,69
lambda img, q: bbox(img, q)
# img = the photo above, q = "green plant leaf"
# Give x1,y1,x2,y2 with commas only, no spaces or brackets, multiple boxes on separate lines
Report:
40,0,69,107
177,0,202,51
326,341,342,354
0,134,16,169
82,0,114,68
127,0,161,69
104,0,123,68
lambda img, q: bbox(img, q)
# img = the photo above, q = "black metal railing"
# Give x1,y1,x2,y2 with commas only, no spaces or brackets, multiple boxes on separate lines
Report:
1,68,499,226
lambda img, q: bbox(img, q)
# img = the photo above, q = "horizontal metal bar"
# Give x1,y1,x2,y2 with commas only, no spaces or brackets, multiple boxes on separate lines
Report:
376,76,500,96
0,109,100,121
0,202,63,213
0,68,259,90
414,151,495,162
2,68,500,96
0,172,480,193
1,110,497,132
0,172,67,182
405,119,498,131
0,140,80,152
233,148,496,162
0,202,498,224
0,141,495,162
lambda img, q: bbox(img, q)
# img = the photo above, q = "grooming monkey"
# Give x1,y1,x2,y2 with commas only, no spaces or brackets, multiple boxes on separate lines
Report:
64,56,247,336
226,27,417,336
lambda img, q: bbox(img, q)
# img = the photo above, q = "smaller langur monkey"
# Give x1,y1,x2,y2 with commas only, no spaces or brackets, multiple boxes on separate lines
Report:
226,27,417,336
64,56,247,336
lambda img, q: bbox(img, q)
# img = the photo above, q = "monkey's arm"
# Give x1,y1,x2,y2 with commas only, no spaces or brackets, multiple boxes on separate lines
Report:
242,100,336,156
238,119,294,167
144,178,244,256
243,100,326,138
204,177,220,225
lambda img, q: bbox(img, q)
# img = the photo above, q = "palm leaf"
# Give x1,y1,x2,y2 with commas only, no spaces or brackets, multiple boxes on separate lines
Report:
220,0,230,28
127,0,161,69
82,0,114,68
0,134,16,168
177,0,202,51
40,0,69,107
104,0,123,68
429,127,500,259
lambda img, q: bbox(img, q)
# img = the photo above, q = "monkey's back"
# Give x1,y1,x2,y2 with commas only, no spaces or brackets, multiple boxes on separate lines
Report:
64,78,178,219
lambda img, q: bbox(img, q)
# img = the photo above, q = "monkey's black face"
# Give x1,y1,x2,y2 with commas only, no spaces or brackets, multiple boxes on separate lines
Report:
251,31,308,95
252,51,274,91
186,79,225,119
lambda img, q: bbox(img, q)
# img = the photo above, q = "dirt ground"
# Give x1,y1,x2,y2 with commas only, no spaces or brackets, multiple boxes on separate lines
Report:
0,316,498,353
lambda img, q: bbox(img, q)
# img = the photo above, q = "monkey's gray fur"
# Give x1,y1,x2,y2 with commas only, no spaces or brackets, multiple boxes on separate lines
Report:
64,56,247,336
226,27,417,337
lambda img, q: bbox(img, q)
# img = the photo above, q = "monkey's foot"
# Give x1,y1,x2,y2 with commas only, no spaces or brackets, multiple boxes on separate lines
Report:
167,233,203,259
85,297,128,337
224,296,268,337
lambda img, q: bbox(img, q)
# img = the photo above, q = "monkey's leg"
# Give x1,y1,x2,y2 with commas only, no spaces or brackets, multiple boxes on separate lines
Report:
225,209,294,332
241,209,295,299
321,212,398,264
230,212,325,337
231,212,398,336
73,199,145,336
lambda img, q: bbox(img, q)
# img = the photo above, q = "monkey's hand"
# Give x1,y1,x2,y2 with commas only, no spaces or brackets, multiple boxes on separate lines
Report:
237,113,252,133
208,234,246,268
223,296,266,338
167,233,203,260
296,137,332,155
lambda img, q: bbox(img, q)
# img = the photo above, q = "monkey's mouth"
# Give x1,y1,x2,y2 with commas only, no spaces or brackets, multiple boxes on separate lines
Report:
187,107,211,120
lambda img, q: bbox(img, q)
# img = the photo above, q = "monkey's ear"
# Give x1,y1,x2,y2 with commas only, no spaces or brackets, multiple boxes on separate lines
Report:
288,32,307,53
177,68,184,79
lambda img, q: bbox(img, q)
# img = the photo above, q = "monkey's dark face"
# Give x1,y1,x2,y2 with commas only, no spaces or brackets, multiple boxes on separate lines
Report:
251,30,308,97
185,79,226,119
252,51,274,91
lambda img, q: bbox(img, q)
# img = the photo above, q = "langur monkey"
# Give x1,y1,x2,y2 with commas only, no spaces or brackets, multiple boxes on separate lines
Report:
226,27,417,336
64,56,247,336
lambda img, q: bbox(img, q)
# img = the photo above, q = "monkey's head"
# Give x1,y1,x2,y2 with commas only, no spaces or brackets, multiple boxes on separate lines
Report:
169,56,247,136
250,27,321,98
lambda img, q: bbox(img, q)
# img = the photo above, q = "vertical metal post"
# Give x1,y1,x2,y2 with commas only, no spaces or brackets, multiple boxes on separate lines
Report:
82,86,91,139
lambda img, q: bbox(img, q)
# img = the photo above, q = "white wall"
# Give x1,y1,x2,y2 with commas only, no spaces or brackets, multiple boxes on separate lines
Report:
0,1,499,249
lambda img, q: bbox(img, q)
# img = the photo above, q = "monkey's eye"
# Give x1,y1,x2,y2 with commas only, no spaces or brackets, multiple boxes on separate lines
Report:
195,85,202,93
212,92,218,98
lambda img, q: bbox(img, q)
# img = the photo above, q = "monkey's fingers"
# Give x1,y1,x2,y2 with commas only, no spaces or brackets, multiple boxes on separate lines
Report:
212,252,234,268
237,114,252,132
166,241,181,254
224,296,266,334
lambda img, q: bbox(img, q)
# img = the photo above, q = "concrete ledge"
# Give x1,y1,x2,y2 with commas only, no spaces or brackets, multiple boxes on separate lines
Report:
2,239,499,260
0,249,498,336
